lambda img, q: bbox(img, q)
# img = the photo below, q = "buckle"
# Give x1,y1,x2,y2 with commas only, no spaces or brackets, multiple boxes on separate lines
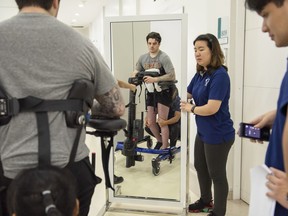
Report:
0,98,7,116
0,98,19,116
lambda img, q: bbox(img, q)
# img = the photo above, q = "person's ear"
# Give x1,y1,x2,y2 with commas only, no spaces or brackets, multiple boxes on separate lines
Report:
52,0,60,9
73,199,79,216
50,0,60,17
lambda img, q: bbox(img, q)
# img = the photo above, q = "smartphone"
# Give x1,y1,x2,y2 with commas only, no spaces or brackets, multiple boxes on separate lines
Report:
239,122,270,141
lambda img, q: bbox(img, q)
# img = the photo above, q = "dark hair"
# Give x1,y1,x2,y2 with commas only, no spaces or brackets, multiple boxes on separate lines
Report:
7,166,77,216
146,32,162,44
15,0,54,10
245,0,285,13
193,33,227,73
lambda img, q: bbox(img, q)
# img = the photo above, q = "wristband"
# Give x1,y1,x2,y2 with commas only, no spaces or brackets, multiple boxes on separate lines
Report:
191,105,196,114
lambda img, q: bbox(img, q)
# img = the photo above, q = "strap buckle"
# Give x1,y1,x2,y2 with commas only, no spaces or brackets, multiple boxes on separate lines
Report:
0,98,19,116
0,98,8,116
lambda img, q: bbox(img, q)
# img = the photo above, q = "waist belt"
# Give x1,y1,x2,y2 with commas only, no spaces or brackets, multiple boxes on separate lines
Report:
0,96,85,167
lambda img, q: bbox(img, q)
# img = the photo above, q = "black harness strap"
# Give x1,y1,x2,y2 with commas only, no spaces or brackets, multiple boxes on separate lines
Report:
18,96,83,112
15,96,84,166
68,127,83,165
36,112,51,167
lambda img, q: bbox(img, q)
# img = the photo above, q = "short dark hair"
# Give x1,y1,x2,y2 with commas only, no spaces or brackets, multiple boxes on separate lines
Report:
7,166,77,216
193,33,227,73
146,32,162,44
245,0,285,13
15,0,54,10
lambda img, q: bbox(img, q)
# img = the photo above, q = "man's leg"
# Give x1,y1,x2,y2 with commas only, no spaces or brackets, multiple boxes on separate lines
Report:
67,157,101,216
157,103,170,148
0,161,12,216
146,106,162,142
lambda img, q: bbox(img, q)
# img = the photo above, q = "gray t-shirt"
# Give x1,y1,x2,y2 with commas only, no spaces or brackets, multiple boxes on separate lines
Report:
0,13,116,178
135,50,174,75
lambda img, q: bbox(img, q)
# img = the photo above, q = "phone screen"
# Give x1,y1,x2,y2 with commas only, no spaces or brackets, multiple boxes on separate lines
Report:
244,125,261,139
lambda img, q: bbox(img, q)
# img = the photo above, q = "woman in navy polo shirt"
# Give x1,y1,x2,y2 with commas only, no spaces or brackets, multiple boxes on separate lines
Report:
180,33,235,216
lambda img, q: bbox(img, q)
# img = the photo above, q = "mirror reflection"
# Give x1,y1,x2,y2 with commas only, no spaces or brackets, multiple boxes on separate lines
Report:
110,19,182,201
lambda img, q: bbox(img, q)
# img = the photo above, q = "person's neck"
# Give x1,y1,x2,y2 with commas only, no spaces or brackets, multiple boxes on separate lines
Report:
150,50,160,58
20,6,51,15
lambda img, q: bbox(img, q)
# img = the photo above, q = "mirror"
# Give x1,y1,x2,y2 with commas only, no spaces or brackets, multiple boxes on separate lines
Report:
104,14,187,209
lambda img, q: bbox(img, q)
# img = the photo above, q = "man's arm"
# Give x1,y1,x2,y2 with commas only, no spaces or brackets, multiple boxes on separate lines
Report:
283,106,288,172
92,85,125,118
156,70,175,82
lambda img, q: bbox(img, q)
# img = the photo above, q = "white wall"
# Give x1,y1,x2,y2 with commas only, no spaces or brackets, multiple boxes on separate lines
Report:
0,0,18,22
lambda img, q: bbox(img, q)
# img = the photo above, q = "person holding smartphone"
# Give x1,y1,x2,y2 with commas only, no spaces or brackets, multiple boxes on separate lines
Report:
244,0,288,214
180,33,235,216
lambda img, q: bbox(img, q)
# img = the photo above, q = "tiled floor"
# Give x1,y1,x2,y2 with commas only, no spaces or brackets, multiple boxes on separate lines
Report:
86,132,249,216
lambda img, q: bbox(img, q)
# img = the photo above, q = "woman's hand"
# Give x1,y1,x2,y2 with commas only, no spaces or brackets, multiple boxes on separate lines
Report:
180,100,193,113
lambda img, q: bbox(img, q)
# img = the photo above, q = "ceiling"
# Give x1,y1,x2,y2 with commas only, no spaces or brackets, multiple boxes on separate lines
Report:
58,0,100,27
0,0,100,27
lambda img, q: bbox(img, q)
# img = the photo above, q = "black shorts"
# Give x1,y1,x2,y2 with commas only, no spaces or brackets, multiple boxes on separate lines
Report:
146,88,173,107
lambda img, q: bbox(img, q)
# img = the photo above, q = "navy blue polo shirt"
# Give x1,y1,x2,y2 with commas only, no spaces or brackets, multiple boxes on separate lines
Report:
187,66,235,144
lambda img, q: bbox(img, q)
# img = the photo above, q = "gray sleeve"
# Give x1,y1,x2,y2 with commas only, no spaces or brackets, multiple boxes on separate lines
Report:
85,44,117,96
135,54,146,72
161,54,175,74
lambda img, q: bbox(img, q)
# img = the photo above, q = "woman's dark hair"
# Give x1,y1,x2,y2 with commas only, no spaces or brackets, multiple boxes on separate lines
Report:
7,166,77,216
193,33,227,73
15,0,54,10
146,32,162,44
245,0,285,13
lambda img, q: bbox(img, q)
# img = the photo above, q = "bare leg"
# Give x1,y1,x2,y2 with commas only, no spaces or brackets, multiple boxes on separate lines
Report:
146,106,162,142
157,103,169,148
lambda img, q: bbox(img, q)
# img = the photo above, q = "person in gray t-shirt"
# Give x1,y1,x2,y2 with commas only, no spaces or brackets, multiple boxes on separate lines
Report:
133,32,176,149
0,1,125,216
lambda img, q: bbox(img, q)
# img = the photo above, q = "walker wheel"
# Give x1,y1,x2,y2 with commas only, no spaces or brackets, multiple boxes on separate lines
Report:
152,164,160,176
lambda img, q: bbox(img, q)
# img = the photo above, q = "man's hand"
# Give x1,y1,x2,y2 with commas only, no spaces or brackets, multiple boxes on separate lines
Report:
143,76,157,83
266,167,288,209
